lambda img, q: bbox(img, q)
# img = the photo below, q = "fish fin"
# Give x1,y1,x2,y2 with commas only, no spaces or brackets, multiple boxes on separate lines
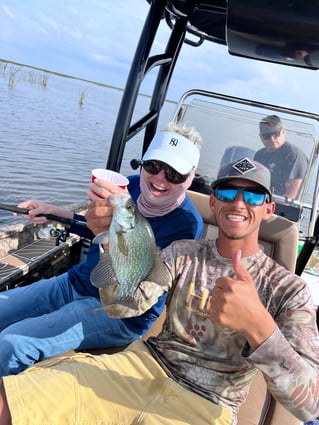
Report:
90,250,118,288
92,231,109,245
145,247,171,287
100,296,141,318
117,233,128,256
99,250,171,319
99,285,121,307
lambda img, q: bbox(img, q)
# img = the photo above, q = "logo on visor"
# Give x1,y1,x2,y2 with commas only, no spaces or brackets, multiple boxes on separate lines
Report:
233,158,256,175
169,137,179,147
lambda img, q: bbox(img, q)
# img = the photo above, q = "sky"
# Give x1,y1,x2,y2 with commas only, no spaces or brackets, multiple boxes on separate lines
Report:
1,0,319,114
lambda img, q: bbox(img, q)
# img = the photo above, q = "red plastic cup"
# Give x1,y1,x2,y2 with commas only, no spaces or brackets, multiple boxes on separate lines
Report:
91,169,129,198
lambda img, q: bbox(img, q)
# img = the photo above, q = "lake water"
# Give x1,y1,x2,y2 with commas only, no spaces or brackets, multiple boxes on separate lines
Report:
0,63,176,226
0,62,317,236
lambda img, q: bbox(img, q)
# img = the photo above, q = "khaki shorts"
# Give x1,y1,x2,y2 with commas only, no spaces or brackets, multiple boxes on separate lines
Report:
3,341,233,425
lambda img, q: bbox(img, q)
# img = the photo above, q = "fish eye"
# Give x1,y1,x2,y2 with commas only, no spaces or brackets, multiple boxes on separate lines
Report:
126,203,134,212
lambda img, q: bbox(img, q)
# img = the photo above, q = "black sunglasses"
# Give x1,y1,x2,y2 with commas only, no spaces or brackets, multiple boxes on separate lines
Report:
142,160,189,184
214,184,270,206
260,130,281,140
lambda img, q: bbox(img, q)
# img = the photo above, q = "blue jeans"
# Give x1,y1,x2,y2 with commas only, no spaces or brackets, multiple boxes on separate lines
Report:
0,273,142,377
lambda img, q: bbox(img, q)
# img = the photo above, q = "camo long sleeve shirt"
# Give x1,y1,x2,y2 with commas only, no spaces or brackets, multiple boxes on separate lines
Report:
144,239,319,423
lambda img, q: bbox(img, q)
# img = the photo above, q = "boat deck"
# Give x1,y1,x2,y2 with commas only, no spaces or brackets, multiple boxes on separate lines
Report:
0,235,81,291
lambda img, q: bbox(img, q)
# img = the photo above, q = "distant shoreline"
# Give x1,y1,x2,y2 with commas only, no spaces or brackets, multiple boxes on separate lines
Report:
0,58,177,104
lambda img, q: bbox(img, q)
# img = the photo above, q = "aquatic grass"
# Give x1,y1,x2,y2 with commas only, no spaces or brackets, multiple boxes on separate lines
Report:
8,67,20,88
0,61,49,88
40,72,49,87
1,62,8,76
23,70,49,87
0,59,131,97
78,88,89,107
27,70,37,84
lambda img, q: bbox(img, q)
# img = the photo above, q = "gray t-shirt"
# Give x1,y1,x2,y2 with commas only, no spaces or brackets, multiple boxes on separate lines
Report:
254,142,308,196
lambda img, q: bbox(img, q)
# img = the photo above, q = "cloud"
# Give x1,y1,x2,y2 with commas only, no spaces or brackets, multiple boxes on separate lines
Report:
2,4,15,19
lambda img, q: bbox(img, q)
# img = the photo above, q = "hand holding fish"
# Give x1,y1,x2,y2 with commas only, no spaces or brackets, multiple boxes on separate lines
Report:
90,192,170,317
209,249,275,349
85,198,114,237
86,179,127,236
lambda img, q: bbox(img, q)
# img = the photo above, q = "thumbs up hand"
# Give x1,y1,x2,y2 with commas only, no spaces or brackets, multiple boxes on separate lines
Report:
209,249,276,350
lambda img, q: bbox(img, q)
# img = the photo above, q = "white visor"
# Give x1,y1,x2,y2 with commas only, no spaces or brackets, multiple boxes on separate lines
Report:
142,131,200,174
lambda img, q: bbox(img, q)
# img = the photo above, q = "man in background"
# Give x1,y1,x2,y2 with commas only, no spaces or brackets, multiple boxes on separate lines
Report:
254,114,308,199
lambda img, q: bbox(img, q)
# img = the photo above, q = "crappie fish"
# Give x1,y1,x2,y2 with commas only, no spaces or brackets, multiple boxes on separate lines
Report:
90,192,168,315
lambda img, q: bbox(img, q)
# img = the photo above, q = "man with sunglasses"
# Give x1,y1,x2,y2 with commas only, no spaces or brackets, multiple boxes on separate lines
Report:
254,114,308,199
2,157,318,425
0,121,204,377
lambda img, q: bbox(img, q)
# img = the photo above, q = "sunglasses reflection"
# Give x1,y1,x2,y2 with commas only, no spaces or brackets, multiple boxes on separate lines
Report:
214,184,270,206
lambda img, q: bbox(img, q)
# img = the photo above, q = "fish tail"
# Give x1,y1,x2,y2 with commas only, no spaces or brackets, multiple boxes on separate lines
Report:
116,295,139,311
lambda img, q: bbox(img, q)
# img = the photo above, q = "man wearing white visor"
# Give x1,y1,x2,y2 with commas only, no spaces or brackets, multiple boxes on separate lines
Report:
137,122,201,219
0,121,204,377
143,128,200,175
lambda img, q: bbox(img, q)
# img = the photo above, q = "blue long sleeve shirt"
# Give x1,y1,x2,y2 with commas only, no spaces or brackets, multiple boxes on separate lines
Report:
67,174,204,332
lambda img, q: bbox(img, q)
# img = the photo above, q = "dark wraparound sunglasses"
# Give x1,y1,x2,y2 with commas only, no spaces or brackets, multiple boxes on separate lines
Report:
142,160,189,184
213,184,270,206
260,129,281,140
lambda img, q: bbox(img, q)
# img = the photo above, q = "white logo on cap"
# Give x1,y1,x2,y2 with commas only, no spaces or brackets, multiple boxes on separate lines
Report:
169,137,178,147
233,158,256,174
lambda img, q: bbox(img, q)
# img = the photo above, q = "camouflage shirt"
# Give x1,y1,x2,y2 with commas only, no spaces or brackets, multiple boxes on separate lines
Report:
144,239,319,422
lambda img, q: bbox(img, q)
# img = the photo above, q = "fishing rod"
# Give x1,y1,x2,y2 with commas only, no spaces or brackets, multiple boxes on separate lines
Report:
0,203,87,228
